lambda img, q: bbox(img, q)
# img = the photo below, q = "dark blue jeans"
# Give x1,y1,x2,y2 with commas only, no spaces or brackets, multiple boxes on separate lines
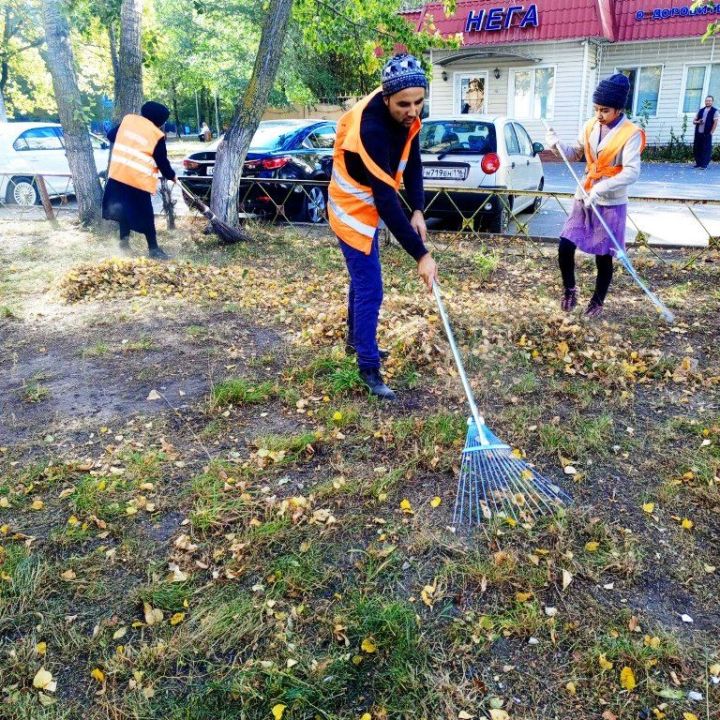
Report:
339,233,383,371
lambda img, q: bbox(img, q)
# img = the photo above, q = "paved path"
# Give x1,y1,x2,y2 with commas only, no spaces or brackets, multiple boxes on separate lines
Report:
522,161,720,247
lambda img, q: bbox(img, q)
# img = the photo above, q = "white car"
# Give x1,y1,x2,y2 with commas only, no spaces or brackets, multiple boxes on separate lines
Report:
418,115,545,232
0,122,110,206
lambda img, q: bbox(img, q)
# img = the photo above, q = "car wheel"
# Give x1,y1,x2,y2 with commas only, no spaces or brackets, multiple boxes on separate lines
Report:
6,176,40,206
484,195,512,234
302,185,327,224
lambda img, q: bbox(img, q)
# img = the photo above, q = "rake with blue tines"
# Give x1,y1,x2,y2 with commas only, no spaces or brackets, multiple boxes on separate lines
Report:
432,282,570,526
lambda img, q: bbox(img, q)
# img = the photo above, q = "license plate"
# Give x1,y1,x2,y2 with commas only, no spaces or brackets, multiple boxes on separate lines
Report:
207,166,214,176
423,166,465,181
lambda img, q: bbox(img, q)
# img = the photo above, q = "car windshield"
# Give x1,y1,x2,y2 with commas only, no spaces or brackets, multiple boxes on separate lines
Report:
420,120,497,155
249,123,303,152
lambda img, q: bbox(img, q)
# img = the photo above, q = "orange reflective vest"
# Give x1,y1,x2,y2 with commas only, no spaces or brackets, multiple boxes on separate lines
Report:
328,88,422,254
108,114,164,194
582,117,646,191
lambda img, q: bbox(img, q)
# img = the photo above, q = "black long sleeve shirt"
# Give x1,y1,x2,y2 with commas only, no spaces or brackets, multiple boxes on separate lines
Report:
344,93,428,261
107,125,176,181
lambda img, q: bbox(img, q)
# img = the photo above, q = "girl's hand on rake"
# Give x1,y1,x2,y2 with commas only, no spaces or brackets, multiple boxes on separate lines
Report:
418,253,438,292
582,186,600,208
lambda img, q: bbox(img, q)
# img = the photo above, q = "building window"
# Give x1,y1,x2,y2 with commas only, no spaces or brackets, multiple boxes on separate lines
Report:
617,66,662,117
509,67,555,120
455,73,488,114
682,64,720,113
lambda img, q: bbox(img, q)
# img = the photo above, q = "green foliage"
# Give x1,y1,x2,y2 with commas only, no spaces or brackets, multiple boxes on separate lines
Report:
211,378,277,407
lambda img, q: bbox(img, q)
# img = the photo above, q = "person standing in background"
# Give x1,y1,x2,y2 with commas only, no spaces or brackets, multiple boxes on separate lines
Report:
693,95,718,169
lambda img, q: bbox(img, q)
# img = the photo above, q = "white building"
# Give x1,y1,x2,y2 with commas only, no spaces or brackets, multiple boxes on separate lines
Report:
403,0,720,145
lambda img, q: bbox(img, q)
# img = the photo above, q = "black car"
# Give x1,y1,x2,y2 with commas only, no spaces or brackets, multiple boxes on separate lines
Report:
180,119,336,223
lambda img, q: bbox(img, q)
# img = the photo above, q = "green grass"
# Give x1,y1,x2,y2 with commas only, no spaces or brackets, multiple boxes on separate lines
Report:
211,378,276,407
81,341,109,358
22,380,49,403
123,336,156,352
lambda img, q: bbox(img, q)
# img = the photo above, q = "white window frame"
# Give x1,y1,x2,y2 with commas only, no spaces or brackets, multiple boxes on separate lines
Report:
508,64,557,121
679,63,720,115
613,64,664,118
453,71,489,115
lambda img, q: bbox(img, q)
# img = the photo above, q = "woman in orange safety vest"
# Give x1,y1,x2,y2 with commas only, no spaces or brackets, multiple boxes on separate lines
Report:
546,74,645,318
102,101,177,260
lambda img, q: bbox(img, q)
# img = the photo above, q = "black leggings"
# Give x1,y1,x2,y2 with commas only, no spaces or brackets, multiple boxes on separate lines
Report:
119,220,158,250
558,237,613,304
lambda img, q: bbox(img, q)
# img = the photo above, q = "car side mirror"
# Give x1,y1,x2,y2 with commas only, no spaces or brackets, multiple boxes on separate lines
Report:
532,142,544,156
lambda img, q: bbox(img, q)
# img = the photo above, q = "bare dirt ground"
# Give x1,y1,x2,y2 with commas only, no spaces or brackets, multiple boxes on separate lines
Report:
0,216,719,720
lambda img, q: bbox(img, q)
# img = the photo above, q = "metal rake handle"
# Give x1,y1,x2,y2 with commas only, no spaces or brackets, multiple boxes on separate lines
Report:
541,119,675,324
432,281,488,445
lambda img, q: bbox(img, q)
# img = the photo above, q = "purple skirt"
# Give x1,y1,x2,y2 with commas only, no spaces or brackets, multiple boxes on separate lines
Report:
560,200,627,256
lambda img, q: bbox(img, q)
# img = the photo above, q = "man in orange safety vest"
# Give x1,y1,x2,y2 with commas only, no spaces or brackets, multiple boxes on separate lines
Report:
329,53,438,400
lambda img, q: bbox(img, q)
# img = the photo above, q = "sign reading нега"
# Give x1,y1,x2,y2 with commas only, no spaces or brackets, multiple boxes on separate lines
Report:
464,4,540,33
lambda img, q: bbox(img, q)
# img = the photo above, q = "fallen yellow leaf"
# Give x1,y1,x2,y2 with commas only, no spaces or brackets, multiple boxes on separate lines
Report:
272,704,287,720
332,411,343,422
360,637,377,653
683,714,699,720
681,518,694,531
90,668,105,683
598,653,614,670
360,714,372,720
60,569,76,581
642,502,655,514
515,592,533,603
143,602,163,626
0,497,10,508
36,642,47,655
399,499,413,514
620,666,636,691
565,680,577,695
169,612,185,626
430,496,442,508
32,668,56,692
710,663,720,676
31,499,44,511
489,710,510,720
585,541,599,552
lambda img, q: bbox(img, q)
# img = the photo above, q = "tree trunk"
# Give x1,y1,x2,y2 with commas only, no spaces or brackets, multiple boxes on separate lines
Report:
210,0,294,224
108,24,119,108
170,80,182,137
0,86,6,123
114,0,143,122
41,0,103,226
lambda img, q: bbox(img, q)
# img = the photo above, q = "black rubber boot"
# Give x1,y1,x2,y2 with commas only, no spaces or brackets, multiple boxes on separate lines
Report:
345,342,389,360
148,247,170,260
359,368,396,401
119,237,131,254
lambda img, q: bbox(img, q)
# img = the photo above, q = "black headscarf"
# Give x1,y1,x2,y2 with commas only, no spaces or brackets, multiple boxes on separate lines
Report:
141,101,170,128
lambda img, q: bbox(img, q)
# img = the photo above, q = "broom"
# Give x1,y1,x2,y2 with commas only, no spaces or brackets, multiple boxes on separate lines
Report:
541,119,674,323
177,178,251,245
432,282,570,526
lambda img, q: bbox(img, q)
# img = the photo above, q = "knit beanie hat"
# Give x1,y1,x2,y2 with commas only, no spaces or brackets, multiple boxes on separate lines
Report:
141,101,170,128
381,54,428,97
592,73,630,110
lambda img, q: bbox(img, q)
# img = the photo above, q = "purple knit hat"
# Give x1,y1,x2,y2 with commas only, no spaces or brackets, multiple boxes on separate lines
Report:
592,73,630,110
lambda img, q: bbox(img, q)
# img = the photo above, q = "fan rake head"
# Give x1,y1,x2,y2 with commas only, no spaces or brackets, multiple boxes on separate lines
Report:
453,419,570,527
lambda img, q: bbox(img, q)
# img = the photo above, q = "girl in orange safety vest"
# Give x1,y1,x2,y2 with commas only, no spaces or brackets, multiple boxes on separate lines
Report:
546,74,646,318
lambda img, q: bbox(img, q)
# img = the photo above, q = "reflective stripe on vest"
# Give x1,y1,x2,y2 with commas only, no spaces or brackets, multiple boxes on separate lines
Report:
108,114,164,194
582,118,646,191
328,87,421,254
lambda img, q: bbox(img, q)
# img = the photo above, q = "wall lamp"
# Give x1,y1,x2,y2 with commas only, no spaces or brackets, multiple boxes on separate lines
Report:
441,70,448,81
493,67,501,80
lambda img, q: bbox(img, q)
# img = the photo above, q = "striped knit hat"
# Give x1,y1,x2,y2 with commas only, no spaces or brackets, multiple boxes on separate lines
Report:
381,54,428,97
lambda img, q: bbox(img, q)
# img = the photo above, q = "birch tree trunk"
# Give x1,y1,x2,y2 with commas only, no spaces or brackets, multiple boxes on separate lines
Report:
114,0,143,122
41,0,103,226
210,0,293,224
